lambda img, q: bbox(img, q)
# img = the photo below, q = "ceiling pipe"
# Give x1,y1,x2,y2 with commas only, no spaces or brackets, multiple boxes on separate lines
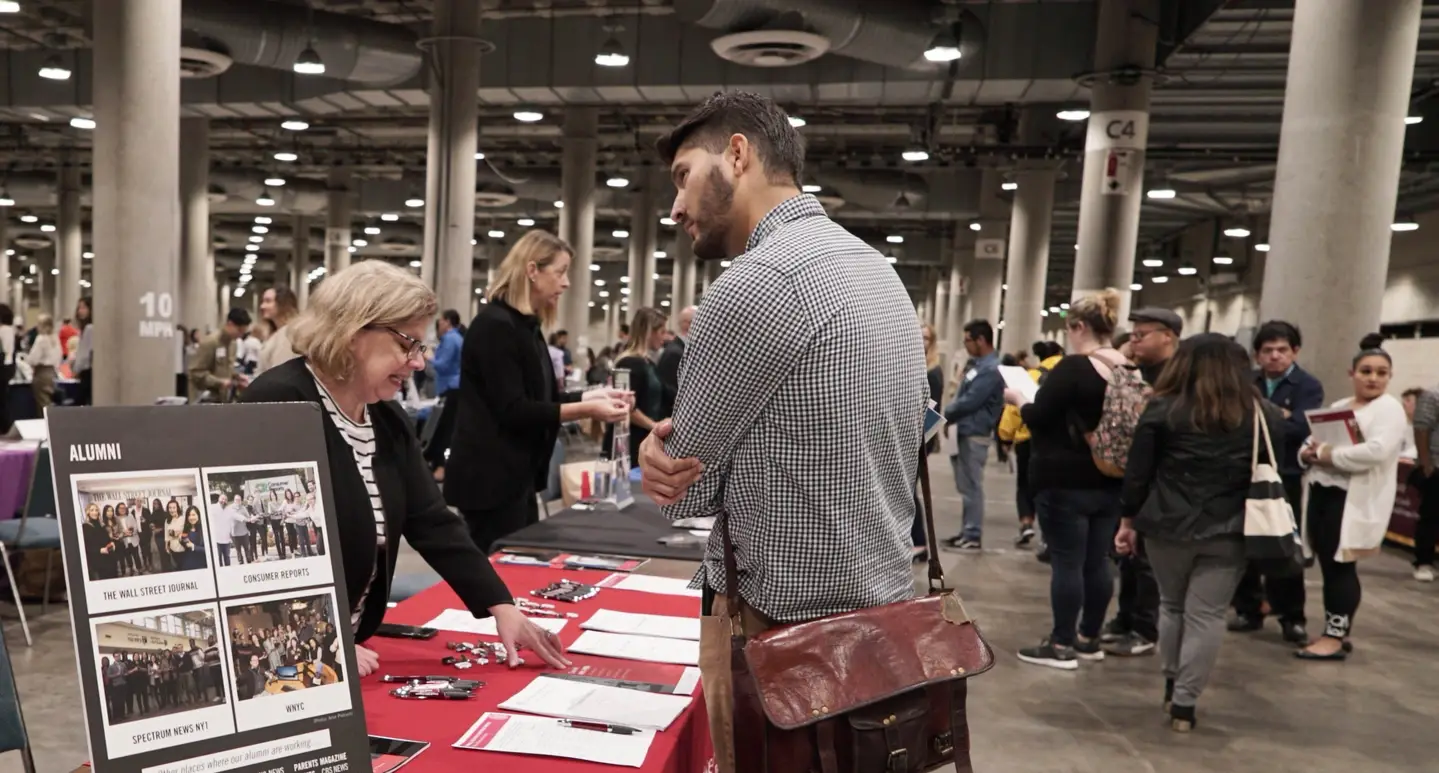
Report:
675,0,941,70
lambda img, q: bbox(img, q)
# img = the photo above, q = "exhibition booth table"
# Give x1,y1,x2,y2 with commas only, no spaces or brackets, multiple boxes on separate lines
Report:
493,495,707,562
365,561,711,772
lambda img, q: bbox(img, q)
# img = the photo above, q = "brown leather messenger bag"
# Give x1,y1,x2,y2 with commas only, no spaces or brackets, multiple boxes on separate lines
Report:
723,453,995,772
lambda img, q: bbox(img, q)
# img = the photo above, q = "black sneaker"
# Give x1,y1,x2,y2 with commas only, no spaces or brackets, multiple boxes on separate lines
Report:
1227,614,1263,632
1102,632,1156,657
1073,636,1105,662
1017,639,1078,671
1014,526,1037,547
1100,618,1129,644
955,539,982,552
1035,544,1051,564
1280,621,1308,644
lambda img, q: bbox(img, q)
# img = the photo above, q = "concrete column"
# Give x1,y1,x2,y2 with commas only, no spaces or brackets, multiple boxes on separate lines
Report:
219,282,231,322
92,0,181,405
291,214,309,302
1001,167,1058,355
605,298,620,349
1259,0,1422,393
673,228,696,312
943,234,963,350
628,182,658,309
421,0,480,314
178,117,211,333
559,108,598,348
57,153,83,323
1069,0,1159,322
36,250,54,319
325,169,352,275
968,170,1008,326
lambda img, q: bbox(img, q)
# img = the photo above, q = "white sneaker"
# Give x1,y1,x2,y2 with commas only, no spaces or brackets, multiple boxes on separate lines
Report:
1415,565,1435,583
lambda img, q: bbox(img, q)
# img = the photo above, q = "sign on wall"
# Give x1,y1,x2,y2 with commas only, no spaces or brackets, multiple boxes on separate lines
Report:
48,404,368,773
975,238,1006,260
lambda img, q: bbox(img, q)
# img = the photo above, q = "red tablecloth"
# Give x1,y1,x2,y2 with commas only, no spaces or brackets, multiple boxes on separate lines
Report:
364,562,711,772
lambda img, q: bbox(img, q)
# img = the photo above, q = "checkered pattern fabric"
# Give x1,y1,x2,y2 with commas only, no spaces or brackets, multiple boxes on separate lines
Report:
1412,388,1439,452
662,194,928,623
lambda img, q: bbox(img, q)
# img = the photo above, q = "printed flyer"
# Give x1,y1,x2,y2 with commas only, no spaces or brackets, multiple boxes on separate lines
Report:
49,404,369,773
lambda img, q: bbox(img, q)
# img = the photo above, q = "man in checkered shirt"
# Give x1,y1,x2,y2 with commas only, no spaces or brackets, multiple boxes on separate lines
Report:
639,91,928,773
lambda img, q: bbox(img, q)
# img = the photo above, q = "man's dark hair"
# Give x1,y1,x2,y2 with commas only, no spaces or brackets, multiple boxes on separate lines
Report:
655,91,805,186
620,323,630,335
1403,387,1425,400
1251,320,1301,352
0,303,11,327
963,319,994,347
1045,341,1065,358
1030,340,1048,359
440,309,462,329
227,307,252,327
555,329,568,338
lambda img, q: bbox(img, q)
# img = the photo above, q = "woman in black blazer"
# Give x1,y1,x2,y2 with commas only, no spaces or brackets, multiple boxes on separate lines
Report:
243,260,570,676
445,230,630,551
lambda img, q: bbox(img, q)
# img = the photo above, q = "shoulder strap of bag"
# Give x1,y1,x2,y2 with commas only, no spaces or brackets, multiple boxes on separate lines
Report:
1256,400,1279,467
1251,400,1262,473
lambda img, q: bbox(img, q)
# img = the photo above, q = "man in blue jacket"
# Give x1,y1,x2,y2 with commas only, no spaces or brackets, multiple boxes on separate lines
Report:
942,319,1005,551
1231,320,1321,643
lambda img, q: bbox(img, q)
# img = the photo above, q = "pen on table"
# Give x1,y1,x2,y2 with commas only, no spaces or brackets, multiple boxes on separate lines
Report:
558,719,639,735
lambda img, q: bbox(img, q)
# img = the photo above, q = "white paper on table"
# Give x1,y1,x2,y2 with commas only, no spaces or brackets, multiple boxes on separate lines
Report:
498,674,692,731
569,630,700,666
595,573,704,598
422,608,568,636
582,609,701,641
454,712,654,768
999,365,1039,403
672,516,716,530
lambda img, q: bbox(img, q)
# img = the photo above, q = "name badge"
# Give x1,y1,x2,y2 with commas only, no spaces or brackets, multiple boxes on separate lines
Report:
215,346,226,357
964,370,977,383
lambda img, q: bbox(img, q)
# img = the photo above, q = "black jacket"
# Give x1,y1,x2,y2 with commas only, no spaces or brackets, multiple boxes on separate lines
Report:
1122,395,1286,542
1256,364,1324,478
242,357,511,642
1019,354,1121,491
656,337,685,419
445,299,581,510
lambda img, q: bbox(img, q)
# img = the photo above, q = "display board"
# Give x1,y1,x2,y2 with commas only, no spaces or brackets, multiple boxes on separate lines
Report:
48,403,369,773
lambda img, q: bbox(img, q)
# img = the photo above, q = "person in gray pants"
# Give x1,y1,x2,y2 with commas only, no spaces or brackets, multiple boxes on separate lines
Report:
1114,333,1287,733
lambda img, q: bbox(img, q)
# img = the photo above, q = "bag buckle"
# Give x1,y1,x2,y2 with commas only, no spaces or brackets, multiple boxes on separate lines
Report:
887,748,909,772
932,731,954,756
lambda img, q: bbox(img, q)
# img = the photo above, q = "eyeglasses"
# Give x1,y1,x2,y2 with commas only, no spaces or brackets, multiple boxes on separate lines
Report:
367,325,428,360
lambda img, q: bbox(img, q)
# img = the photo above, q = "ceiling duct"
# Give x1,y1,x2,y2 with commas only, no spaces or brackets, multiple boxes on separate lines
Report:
710,30,831,67
180,46,234,79
182,0,423,86
676,0,941,70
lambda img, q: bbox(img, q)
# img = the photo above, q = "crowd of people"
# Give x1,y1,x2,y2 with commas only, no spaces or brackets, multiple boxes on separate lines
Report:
0,296,92,426
80,498,207,580
227,601,342,701
208,482,324,567
98,634,223,725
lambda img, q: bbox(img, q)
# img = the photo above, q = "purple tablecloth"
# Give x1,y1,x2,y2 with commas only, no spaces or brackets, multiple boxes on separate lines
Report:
0,441,39,520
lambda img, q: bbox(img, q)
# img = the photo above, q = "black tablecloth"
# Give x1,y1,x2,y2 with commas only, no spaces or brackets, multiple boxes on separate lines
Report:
493,495,706,561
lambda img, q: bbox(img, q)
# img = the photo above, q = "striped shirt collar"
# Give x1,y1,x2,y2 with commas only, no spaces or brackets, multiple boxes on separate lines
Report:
745,193,826,254
305,363,370,427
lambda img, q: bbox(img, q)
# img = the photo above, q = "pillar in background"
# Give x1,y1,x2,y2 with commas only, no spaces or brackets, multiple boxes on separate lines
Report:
1069,0,1159,323
421,0,480,314
673,228,696,313
92,0,181,405
968,170,1009,327
559,107,598,348
1259,0,1422,393
57,152,83,323
1001,167,1058,355
36,250,54,319
218,282,231,324
629,182,658,308
178,117,211,333
325,169,352,276
942,229,964,352
292,215,310,308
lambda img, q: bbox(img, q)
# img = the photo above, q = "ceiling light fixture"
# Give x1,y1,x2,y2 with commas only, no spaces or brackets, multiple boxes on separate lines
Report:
19,214,36,223
654,251,666,259
1223,227,1251,238
264,177,286,187
380,213,399,222
595,279,606,287
0,190,12,207
352,238,368,247
788,116,806,128
245,244,259,252
249,235,264,243
1151,276,1169,284
0,3,21,13
719,261,732,268
82,251,93,259
660,217,676,226
1177,265,1198,276
252,225,268,234
254,216,272,225
1056,109,1090,121
1254,243,1270,252
514,110,544,123
517,218,535,227
613,229,629,238
364,226,381,235
802,184,822,194
347,246,356,253
594,27,630,68
619,276,629,283
1212,256,1234,265
1129,283,1143,291
281,119,309,131
1407,115,1424,126
273,151,298,162
69,116,95,130
405,198,424,207
256,190,276,206
969,223,981,232
923,27,961,62
1001,181,1018,191
901,149,929,162
606,176,629,188
1392,218,1420,232
39,224,54,233
408,260,421,268
38,55,70,81
474,152,485,160
293,44,325,75
1142,258,1163,268
886,256,898,264
1146,188,1176,200
887,235,904,244
590,264,600,271
488,230,505,238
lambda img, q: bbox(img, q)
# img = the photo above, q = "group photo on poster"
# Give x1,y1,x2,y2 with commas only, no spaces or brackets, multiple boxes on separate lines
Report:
72,470,218,614
88,603,236,758
223,589,352,732
203,463,335,597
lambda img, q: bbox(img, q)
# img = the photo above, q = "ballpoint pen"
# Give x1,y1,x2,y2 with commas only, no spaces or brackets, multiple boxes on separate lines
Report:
558,719,640,735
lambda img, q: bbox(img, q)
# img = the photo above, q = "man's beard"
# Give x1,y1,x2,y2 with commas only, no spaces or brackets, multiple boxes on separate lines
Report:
692,166,736,262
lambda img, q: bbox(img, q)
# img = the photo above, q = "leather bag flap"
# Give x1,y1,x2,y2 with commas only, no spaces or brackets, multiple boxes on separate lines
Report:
741,592,995,730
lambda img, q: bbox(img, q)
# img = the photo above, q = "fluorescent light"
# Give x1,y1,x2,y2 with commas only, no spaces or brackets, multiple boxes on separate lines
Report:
901,149,929,162
380,213,399,222
620,276,629,283
554,200,564,208
654,251,666,259
969,223,981,232
281,120,309,131
590,264,600,271
1057,109,1090,121
274,151,298,162
1001,182,1018,191
719,260,732,268
39,59,71,81
1151,276,1169,284
620,287,630,295
599,291,610,298
348,246,356,253
514,110,544,123
256,194,275,206
1041,310,1049,317
802,184,822,194
19,214,35,223
0,3,21,13
1129,283,1143,291
788,116,806,128
595,51,630,68
408,260,421,267
923,29,961,63
249,235,264,243
1142,258,1163,268
1177,266,1198,276
293,45,325,75
352,238,368,247
235,288,245,297
517,218,536,227
82,251,93,259
1255,243,1270,252
245,244,259,252
660,217,676,226
613,229,629,238
1060,303,1070,310
254,216,272,224
606,177,629,188
252,225,269,234
652,272,661,280
1212,256,1234,265
0,195,12,207
475,152,486,160
588,301,595,307
1223,227,1251,238
471,239,477,245
39,224,54,233
488,230,505,238
595,279,606,286
1002,284,1008,291
69,116,95,130
661,300,671,307
265,177,286,187
1407,115,1424,125
886,235,904,244
1392,219,1420,232
1049,306,1059,313
405,198,424,208
1146,188,1176,200
364,226,381,235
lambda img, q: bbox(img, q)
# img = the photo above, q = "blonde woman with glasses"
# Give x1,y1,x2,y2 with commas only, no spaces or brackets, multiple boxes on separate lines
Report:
445,230,631,552
243,259,571,678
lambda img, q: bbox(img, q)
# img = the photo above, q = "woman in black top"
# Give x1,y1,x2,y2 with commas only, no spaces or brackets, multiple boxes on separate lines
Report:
611,307,668,466
244,260,570,676
445,230,629,551
1006,288,1129,670
1115,334,1285,732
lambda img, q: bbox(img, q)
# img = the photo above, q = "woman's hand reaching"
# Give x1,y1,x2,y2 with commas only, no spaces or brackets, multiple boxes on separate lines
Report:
491,604,572,669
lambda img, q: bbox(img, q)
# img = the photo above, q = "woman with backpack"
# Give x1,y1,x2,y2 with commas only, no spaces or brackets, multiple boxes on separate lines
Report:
1004,288,1136,670
1113,334,1286,732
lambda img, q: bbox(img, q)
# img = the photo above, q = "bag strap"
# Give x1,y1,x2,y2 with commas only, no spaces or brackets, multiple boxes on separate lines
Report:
1251,400,1262,473
1256,401,1280,468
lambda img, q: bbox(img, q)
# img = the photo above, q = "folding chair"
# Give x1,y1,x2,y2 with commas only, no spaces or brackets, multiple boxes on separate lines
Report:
0,621,35,772
0,446,59,646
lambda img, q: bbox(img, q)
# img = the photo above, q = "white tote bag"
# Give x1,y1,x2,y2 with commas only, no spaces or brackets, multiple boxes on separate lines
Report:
1244,403,1305,570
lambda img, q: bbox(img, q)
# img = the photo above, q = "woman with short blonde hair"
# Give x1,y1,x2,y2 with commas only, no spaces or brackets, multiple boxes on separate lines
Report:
27,313,62,412
244,260,570,677
448,230,630,551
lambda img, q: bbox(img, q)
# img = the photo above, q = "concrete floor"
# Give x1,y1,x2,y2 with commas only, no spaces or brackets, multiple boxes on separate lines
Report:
4,453,1439,771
